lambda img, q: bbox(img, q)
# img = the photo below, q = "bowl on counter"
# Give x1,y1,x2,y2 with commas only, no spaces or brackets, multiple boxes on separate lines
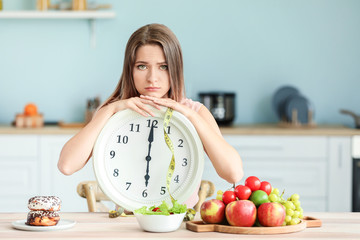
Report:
134,212,186,232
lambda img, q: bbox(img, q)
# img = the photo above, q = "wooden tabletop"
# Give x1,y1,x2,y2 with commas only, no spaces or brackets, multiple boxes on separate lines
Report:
1,212,360,239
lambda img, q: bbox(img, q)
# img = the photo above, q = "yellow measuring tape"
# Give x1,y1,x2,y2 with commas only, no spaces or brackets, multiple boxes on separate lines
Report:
163,108,175,201
163,108,196,220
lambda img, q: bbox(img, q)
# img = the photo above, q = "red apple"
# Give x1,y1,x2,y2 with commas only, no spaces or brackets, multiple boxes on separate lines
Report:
257,202,286,227
200,199,226,224
225,200,256,227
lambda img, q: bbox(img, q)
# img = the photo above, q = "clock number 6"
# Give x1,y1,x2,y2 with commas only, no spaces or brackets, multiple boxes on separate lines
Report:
142,189,148,198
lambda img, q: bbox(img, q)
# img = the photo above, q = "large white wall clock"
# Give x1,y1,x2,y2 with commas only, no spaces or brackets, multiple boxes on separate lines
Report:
93,106,204,211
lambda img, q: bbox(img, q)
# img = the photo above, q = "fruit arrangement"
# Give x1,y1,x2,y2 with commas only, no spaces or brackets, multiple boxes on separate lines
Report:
15,103,44,128
200,176,303,227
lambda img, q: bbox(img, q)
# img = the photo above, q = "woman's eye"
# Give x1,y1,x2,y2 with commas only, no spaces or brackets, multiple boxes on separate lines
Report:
137,65,147,70
160,65,168,70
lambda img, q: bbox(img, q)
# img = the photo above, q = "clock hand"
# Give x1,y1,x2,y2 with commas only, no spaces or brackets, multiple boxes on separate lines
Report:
144,123,154,187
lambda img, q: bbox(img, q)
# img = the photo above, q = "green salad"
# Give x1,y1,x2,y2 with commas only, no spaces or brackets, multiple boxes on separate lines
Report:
134,200,187,216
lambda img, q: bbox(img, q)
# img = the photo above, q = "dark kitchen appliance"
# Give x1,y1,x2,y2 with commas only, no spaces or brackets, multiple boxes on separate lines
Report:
199,92,235,125
352,136,360,212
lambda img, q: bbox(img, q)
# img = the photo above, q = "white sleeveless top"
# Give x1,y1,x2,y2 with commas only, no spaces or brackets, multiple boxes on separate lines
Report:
179,98,203,208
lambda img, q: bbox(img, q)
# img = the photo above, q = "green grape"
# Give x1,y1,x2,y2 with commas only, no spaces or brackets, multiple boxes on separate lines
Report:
290,217,300,225
293,200,301,209
216,190,223,200
298,207,303,214
269,193,279,202
282,221,287,226
284,201,295,210
299,212,304,219
286,208,294,216
272,188,280,195
285,215,292,223
291,193,300,201
293,210,300,218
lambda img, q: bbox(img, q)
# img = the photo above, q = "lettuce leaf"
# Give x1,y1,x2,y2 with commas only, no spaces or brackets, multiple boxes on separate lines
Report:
134,200,187,215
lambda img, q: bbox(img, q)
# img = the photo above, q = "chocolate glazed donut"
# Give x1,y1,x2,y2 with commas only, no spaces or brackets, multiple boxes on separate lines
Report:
26,211,60,226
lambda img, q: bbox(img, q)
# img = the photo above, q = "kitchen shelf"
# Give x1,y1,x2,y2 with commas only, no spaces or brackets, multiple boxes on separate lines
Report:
0,10,115,19
0,11,116,47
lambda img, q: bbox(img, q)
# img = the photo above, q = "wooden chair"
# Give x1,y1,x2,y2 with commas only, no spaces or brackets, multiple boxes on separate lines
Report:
77,180,215,212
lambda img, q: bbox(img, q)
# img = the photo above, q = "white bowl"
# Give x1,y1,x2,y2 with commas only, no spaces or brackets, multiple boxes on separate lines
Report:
134,213,186,232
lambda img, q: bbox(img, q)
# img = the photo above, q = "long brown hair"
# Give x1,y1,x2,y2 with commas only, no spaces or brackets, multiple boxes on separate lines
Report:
103,24,185,106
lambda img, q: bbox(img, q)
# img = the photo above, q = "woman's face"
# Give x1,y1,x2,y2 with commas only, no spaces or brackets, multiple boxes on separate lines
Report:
133,44,170,98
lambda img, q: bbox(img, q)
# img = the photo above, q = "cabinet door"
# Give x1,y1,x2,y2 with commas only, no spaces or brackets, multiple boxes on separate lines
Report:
0,135,39,212
39,135,96,212
328,137,351,212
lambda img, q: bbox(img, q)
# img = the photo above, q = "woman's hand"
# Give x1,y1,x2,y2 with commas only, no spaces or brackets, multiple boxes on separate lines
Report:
109,97,161,117
140,95,193,117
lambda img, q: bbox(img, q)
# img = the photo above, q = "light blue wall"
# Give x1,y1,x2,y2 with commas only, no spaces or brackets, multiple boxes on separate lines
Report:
1,0,360,127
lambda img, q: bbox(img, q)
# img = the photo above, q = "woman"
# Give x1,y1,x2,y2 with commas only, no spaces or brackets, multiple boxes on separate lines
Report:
58,23,243,207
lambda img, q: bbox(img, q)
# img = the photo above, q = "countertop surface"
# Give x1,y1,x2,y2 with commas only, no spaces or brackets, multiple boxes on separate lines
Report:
1,124,360,136
1,212,360,239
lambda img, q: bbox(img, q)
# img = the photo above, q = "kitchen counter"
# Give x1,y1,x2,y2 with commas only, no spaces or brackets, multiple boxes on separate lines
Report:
1,212,360,239
1,124,359,136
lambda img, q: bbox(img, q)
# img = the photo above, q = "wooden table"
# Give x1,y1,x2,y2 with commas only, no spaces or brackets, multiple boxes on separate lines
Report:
1,212,360,239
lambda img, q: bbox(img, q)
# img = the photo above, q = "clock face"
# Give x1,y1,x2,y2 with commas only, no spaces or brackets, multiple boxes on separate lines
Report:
93,107,204,211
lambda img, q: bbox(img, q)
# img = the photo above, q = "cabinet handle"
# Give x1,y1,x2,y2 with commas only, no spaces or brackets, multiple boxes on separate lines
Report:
338,144,342,168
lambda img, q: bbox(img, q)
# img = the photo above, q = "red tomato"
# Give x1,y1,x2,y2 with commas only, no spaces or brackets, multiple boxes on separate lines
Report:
222,191,236,205
245,176,261,192
234,185,252,200
259,181,272,195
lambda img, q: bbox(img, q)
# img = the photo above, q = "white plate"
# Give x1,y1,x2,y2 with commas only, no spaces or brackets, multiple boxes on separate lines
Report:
12,219,76,231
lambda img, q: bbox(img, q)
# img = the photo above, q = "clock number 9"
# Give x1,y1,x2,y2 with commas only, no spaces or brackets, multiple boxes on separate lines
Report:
110,150,115,159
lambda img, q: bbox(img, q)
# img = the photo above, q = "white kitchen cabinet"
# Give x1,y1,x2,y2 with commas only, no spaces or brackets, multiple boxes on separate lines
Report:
39,135,96,212
328,137,352,211
0,134,96,212
0,132,353,212
202,135,352,212
0,135,39,212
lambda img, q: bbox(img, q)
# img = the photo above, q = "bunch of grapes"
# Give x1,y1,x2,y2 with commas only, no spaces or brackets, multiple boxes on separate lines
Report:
268,188,303,225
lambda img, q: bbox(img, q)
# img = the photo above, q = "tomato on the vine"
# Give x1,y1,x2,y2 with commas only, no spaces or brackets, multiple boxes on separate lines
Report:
234,185,252,200
245,176,261,192
259,181,272,195
222,191,236,205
